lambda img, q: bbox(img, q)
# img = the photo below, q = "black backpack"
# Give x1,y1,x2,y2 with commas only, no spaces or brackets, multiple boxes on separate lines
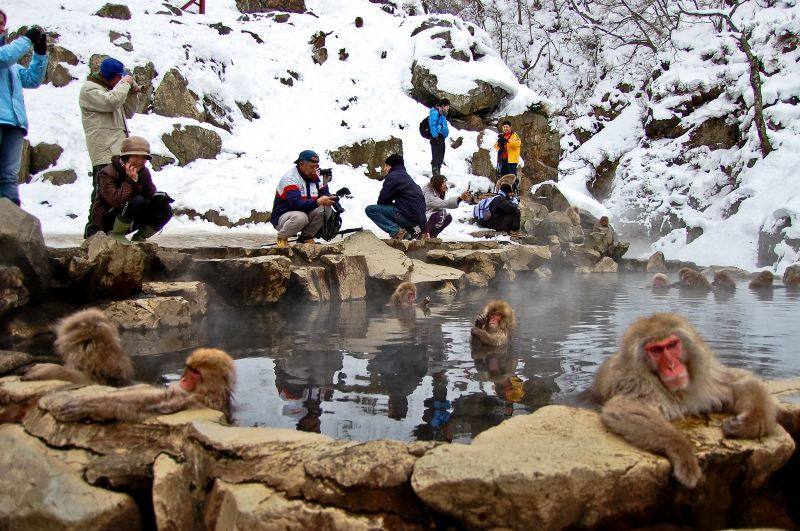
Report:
316,209,343,241
419,116,432,139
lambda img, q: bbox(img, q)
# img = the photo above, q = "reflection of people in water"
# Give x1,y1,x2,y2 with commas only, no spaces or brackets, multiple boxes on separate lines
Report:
273,347,342,434
413,370,453,441
368,340,429,420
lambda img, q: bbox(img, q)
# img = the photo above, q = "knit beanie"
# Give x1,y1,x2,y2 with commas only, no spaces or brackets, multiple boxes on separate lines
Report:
99,57,125,80
385,154,404,168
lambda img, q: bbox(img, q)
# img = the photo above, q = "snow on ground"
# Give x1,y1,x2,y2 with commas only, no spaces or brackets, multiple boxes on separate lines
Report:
6,0,541,242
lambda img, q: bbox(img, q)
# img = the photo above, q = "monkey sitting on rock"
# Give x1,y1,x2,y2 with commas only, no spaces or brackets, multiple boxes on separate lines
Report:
22,308,134,386
470,300,516,347
44,348,236,423
594,313,778,488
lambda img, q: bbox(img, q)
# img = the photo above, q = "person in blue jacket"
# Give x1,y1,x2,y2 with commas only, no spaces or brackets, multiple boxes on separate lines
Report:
429,98,449,176
365,154,426,240
0,12,47,206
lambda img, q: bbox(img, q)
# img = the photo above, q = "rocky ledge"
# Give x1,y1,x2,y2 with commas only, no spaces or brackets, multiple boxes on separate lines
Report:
0,375,797,530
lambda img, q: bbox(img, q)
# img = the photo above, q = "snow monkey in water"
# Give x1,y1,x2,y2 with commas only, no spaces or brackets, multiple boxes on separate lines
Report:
749,271,774,289
22,308,134,386
651,273,671,290
388,281,417,306
678,268,712,290
593,313,777,488
45,348,236,423
470,300,516,347
712,271,736,291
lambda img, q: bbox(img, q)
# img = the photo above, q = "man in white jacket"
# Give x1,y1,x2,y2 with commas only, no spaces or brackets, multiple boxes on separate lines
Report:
79,57,140,237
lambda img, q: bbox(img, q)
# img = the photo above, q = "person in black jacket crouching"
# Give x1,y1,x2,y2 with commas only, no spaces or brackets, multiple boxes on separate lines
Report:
479,183,520,233
365,154,426,240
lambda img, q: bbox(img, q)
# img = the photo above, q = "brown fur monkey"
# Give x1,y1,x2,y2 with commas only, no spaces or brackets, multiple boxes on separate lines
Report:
22,308,134,386
388,281,417,306
46,348,236,423
594,313,777,488
471,300,516,347
651,273,670,290
712,271,736,291
749,271,774,289
678,268,711,290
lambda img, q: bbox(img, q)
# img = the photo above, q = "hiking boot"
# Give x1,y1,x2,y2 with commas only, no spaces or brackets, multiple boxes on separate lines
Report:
131,225,157,242
107,216,132,243
276,237,290,249
391,228,407,240
297,237,316,244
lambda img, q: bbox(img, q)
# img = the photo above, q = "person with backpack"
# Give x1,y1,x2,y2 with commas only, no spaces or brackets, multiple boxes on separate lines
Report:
423,174,469,238
271,149,338,249
428,98,449,176
473,183,521,233
365,154,426,240
494,120,522,188
0,15,47,206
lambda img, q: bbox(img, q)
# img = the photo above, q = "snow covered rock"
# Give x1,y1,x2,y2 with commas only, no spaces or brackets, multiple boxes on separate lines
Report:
153,69,204,121
94,3,131,20
41,169,77,186
162,125,222,166
505,109,561,185
329,137,403,179
29,142,62,175
235,0,306,14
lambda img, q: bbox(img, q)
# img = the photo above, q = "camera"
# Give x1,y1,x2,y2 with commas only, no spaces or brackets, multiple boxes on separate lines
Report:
331,187,351,214
320,168,333,178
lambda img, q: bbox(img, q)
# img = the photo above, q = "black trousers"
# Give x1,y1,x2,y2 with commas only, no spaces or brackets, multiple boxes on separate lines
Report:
102,194,173,233
430,136,445,173
84,164,107,238
484,211,521,232
499,160,518,176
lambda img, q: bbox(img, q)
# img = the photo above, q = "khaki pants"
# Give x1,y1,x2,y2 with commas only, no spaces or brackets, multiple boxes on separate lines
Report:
276,206,327,238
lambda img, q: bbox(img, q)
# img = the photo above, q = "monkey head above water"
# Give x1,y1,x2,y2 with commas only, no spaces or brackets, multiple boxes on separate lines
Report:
45,348,236,423
712,271,736,291
651,273,671,290
388,281,417,306
678,268,712,290
470,300,516,347
22,308,134,386
594,313,777,488
749,271,774,289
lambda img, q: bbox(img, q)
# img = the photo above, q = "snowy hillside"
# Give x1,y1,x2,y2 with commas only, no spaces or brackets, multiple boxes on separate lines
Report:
7,0,545,241
454,0,800,271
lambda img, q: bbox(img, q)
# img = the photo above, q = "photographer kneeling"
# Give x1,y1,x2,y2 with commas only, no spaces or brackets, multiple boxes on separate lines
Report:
271,150,338,249
92,136,173,243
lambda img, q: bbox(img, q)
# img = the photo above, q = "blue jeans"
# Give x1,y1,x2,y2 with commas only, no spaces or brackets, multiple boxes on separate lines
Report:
365,204,414,236
0,125,25,205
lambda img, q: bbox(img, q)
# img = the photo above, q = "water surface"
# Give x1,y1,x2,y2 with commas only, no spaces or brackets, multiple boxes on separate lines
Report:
131,273,800,443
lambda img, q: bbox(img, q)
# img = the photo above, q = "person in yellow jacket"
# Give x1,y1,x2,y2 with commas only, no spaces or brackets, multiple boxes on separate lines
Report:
494,120,521,188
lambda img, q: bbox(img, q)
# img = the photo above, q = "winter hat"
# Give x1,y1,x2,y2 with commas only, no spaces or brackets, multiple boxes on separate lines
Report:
294,149,319,164
99,57,125,80
120,136,152,160
385,154,404,168
0,9,7,23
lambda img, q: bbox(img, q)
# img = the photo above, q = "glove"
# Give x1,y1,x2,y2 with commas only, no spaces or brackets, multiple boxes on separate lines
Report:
335,187,352,197
24,26,44,46
33,34,47,55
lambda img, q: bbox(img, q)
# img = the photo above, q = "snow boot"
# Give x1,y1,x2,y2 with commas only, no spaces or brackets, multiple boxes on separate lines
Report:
131,225,157,242
107,216,132,243
276,237,290,249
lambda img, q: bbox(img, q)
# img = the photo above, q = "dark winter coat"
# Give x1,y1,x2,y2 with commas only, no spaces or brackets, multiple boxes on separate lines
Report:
377,165,426,229
91,156,156,228
488,192,519,218
270,166,330,226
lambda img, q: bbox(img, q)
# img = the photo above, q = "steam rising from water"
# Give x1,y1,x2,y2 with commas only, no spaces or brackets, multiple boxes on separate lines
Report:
131,273,800,442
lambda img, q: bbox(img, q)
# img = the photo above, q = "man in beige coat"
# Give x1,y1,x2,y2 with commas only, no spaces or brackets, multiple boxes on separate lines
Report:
79,57,140,237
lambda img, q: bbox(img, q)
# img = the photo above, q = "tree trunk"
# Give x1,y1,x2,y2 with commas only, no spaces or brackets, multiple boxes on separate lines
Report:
738,31,773,157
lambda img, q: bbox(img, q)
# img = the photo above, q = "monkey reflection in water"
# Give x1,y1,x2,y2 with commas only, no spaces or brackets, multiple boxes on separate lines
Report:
593,313,778,488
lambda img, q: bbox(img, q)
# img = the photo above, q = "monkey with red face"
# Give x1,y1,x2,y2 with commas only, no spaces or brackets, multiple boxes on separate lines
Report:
44,348,236,423
651,273,671,290
594,313,777,488
471,300,516,347
388,281,417,306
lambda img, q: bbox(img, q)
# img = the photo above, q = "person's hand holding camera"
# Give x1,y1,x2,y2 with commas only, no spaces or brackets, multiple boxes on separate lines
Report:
497,135,507,146
317,195,337,207
24,25,43,46
121,74,134,86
